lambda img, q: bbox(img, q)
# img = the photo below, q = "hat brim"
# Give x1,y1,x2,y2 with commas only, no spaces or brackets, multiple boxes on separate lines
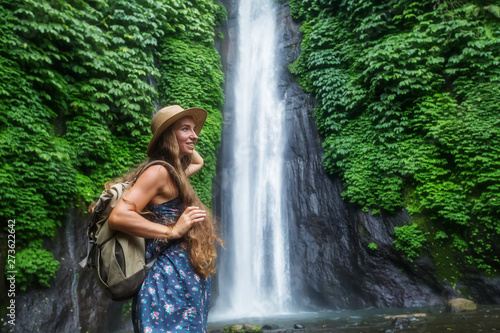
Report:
147,107,207,157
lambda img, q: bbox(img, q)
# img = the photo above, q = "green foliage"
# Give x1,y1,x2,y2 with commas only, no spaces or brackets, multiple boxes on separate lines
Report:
394,224,428,262
1,0,224,290
289,0,500,275
367,242,378,251
121,299,133,320
157,2,225,205
15,248,60,291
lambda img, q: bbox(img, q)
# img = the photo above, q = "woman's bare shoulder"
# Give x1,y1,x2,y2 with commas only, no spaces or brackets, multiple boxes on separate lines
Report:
137,164,171,185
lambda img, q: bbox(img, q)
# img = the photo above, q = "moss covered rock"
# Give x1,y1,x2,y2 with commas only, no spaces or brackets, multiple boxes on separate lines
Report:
448,298,477,312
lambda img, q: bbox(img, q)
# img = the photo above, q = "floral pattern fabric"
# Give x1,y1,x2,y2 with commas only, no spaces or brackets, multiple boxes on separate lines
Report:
132,198,210,333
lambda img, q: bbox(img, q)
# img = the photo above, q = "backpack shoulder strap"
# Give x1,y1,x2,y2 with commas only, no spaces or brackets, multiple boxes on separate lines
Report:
79,160,179,269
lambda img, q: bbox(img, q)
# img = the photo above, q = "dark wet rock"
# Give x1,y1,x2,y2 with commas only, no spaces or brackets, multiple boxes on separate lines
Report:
5,208,131,333
293,323,305,329
391,317,411,329
262,324,280,330
4,210,122,332
456,274,500,304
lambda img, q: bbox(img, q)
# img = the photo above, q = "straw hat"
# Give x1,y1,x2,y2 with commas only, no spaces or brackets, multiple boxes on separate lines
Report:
147,105,207,157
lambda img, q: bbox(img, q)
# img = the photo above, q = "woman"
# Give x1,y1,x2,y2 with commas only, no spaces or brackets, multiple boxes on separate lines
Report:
108,105,220,333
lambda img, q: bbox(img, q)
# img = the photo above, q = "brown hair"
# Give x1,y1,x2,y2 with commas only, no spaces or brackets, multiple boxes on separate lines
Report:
97,125,221,278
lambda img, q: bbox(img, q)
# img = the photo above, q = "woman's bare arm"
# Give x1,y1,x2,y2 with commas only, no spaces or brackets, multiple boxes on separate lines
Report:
108,165,205,239
185,150,204,177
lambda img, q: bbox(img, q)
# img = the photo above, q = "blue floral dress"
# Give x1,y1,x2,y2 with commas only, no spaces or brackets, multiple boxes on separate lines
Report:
132,198,210,333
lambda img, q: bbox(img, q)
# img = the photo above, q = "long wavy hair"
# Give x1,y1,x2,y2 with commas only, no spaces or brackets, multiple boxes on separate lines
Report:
96,125,221,278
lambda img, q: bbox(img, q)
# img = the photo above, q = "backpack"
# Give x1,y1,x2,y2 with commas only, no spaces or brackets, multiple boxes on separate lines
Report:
79,160,171,301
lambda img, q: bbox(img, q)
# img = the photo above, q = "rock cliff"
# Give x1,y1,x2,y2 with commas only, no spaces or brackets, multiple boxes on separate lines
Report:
215,0,500,311
8,2,500,333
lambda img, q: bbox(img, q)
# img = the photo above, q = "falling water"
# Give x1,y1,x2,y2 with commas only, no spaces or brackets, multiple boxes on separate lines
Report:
212,0,291,319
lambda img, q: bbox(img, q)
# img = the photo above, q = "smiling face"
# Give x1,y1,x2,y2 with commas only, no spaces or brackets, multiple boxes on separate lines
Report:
172,116,198,157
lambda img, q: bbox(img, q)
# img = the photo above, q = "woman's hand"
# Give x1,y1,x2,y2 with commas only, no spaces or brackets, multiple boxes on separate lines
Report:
170,206,206,239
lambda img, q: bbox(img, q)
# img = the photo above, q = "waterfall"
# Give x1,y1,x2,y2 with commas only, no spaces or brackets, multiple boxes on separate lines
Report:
212,0,291,319
65,214,81,331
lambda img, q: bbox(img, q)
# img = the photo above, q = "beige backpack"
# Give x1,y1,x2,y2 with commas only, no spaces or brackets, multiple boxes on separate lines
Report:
79,160,171,301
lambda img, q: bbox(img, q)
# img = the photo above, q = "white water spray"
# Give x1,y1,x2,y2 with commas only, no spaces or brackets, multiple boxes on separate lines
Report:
212,0,291,320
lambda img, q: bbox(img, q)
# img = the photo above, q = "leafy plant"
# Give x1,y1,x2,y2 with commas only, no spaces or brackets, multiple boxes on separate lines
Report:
288,0,500,276
394,224,428,262
158,37,224,205
1,0,224,290
15,248,60,291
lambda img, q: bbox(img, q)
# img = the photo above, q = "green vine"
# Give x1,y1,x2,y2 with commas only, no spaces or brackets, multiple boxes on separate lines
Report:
0,0,224,291
156,0,226,205
289,0,500,275
158,37,224,205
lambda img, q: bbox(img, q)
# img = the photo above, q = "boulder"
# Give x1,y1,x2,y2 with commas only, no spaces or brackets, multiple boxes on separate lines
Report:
262,324,279,330
242,324,261,332
391,317,411,330
447,298,477,312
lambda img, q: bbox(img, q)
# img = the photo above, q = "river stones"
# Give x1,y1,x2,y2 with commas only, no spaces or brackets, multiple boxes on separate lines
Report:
223,323,262,332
